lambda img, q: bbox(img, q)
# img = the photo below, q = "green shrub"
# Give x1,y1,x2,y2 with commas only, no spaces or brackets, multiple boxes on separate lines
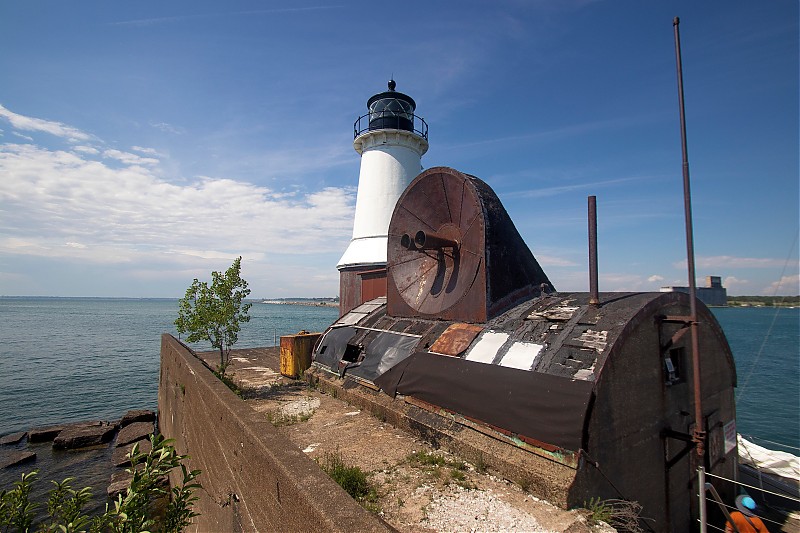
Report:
319,449,377,507
0,435,201,533
407,451,446,467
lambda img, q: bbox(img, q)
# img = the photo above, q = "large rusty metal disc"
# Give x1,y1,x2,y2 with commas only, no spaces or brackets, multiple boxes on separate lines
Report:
388,167,484,316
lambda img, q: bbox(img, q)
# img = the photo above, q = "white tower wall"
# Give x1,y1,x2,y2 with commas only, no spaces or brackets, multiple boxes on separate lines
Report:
337,129,428,269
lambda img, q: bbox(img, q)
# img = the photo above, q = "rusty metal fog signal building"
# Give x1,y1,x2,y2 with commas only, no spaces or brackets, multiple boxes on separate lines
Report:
319,95,738,531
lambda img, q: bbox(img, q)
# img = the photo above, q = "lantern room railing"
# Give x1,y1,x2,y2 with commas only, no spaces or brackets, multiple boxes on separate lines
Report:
354,112,428,140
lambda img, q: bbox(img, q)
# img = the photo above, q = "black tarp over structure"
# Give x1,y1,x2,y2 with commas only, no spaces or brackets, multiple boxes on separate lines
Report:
375,352,593,451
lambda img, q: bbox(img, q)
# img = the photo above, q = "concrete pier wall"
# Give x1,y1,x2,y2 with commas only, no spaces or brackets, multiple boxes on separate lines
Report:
158,334,390,532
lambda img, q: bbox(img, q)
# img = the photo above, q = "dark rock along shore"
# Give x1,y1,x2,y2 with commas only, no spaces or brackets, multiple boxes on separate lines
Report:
0,409,157,515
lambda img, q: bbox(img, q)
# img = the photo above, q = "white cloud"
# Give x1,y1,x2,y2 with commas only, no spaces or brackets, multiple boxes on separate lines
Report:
11,131,33,141
674,255,787,269
723,276,748,290
0,143,355,269
537,254,579,267
131,146,162,156
547,270,660,292
103,148,159,166
0,104,92,142
762,274,800,296
503,176,641,200
73,145,100,155
150,121,184,135
598,273,652,292
648,274,665,283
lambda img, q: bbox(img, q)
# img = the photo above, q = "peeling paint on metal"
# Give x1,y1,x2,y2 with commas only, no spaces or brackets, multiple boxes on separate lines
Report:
527,306,580,321
573,329,608,353
572,359,596,381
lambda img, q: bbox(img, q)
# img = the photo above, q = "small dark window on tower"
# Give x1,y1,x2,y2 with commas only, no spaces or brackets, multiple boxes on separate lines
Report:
664,347,685,386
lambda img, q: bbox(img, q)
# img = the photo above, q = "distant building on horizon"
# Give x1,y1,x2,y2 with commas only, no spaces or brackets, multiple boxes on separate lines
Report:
660,275,728,307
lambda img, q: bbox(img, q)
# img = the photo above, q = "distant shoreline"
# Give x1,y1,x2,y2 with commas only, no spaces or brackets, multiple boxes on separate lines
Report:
259,300,339,308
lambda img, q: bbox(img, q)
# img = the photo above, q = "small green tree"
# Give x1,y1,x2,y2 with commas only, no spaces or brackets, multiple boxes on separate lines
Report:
175,257,252,376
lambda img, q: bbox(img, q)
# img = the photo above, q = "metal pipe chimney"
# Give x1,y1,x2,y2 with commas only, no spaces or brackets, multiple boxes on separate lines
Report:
588,195,600,306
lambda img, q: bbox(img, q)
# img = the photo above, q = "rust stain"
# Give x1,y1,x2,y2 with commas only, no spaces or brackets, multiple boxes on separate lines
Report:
429,323,484,356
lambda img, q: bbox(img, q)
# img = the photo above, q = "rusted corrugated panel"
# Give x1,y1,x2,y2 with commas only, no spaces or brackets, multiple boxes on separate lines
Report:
429,323,484,356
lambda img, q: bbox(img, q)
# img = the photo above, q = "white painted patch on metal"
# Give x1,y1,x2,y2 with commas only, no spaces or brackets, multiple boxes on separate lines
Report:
499,342,543,370
465,331,510,364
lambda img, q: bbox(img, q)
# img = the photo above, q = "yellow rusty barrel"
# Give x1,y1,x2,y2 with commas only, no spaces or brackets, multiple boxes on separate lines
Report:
279,331,322,378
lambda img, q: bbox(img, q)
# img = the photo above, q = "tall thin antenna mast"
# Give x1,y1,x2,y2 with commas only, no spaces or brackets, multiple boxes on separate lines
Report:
673,16,705,459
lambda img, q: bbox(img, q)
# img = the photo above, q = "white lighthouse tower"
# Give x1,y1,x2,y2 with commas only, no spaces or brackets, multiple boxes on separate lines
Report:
337,80,428,315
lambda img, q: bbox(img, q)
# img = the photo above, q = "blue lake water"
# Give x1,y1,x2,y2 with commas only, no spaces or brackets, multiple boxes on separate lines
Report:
0,298,797,446
0,297,338,436
710,306,799,448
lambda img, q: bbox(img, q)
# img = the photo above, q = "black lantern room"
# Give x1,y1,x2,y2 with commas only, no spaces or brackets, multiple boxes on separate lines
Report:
355,80,428,139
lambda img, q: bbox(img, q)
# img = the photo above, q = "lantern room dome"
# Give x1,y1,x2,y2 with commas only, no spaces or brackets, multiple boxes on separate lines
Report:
355,80,427,139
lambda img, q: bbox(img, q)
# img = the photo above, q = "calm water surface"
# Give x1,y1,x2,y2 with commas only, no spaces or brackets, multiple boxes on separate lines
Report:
710,306,799,448
0,297,338,435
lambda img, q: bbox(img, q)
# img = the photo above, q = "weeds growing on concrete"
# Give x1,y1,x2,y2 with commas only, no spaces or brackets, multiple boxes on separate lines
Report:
408,451,447,467
448,469,476,489
586,497,612,524
266,411,313,426
585,497,645,533
318,448,379,512
474,452,488,474
407,451,474,490
214,369,243,398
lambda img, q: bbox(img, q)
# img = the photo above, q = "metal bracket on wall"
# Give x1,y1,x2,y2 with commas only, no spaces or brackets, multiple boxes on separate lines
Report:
661,427,696,470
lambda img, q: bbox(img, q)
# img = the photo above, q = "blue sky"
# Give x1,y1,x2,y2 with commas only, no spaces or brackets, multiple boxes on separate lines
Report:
0,1,797,298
